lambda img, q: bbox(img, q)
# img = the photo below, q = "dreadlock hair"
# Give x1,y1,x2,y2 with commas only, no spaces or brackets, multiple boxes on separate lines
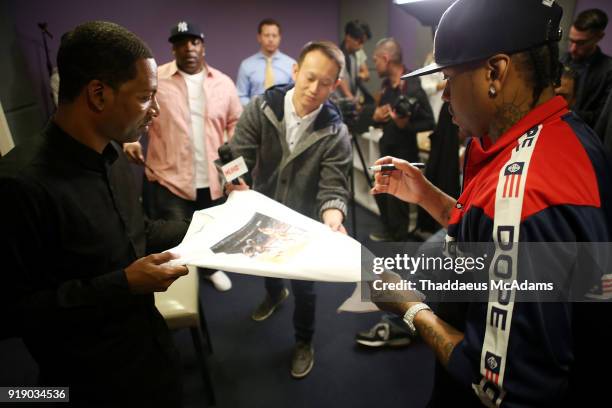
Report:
513,41,561,109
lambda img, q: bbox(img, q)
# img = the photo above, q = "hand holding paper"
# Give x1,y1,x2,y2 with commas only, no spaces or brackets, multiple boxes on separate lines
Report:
167,190,362,282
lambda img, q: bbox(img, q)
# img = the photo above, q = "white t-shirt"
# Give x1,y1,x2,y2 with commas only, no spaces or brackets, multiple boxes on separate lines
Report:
283,88,323,152
420,54,444,123
356,49,367,68
179,69,209,188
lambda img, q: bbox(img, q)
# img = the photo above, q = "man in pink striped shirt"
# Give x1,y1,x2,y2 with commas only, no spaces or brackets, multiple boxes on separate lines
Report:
124,21,242,291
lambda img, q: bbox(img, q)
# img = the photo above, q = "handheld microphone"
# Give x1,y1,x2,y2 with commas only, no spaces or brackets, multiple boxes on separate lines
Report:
218,143,234,165
215,143,248,185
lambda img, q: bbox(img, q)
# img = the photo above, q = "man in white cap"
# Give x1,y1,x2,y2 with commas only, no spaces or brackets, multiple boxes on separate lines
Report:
124,21,242,291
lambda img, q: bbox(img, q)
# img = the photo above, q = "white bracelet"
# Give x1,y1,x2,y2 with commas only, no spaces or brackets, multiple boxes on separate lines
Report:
403,303,432,336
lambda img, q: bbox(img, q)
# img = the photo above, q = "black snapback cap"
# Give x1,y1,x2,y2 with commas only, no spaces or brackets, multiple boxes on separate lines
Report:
403,0,563,78
168,21,205,43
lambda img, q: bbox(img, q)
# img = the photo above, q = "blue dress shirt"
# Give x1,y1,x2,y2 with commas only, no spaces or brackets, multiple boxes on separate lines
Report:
236,51,296,105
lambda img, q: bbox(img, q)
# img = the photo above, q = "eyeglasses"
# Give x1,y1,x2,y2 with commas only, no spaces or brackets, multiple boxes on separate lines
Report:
568,35,599,47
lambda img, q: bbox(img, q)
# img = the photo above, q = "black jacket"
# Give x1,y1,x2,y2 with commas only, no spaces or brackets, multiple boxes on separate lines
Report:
596,88,612,153
562,47,612,130
377,74,435,162
0,123,187,406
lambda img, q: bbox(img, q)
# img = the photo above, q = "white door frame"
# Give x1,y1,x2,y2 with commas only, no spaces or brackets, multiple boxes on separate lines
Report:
0,99,14,156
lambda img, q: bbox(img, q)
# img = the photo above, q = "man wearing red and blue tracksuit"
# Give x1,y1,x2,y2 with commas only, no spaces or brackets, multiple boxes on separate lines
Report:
431,95,612,407
370,0,612,407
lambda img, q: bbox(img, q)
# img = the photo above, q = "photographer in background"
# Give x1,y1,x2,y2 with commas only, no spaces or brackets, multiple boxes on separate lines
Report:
369,38,434,242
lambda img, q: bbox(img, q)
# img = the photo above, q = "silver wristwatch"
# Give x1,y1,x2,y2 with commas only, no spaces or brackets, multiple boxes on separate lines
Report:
403,303,431,336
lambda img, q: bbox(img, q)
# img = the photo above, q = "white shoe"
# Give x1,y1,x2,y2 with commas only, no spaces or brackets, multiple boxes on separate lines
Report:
206,270,232,292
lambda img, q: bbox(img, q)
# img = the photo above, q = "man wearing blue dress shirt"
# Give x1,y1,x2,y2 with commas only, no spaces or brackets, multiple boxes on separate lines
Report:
236,18,296,105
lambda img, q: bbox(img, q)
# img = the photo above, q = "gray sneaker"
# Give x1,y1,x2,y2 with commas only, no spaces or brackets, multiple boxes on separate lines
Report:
290,341,314,379
251,288,290,321
369,231,395,242
355,322,412,347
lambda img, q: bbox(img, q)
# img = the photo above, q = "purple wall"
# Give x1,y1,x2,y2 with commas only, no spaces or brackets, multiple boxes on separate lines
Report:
388,2,434,70
6,0,339,114
387,0,612,68
574,0,612,54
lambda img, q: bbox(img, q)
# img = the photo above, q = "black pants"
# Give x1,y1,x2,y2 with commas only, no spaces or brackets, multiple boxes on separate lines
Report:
38,344,182,408
374,194,412,239
426,363,482,408
417,102,461,233
265,277,315,343
143,179,218,221
377,137,417,239
143,179,222,276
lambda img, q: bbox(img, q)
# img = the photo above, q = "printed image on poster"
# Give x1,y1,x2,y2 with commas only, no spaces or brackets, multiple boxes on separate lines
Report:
210,212,309,263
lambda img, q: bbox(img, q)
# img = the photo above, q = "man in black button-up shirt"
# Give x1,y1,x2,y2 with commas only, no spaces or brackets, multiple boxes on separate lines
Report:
0,22,189,407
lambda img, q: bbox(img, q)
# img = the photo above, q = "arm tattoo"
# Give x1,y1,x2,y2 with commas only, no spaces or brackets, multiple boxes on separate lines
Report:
430,187,455,228
439,205,452,226
415,314,464,367
419,321,457,366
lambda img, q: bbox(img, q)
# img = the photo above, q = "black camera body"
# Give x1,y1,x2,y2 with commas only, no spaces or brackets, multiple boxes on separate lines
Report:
393,95,420,118
337,98,359,121
336,97,359,130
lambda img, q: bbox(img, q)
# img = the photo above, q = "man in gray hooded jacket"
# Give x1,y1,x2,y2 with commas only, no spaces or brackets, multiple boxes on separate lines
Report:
229,40,351,379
